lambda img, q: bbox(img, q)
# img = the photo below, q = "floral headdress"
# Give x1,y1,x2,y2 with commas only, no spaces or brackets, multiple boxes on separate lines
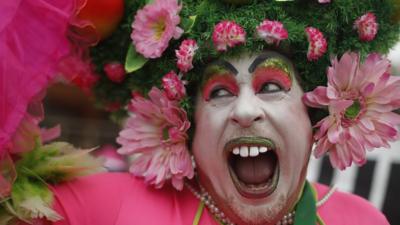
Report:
73,0,400,190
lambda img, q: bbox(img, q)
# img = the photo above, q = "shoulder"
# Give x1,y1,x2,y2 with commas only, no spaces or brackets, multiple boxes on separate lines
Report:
50,172,200,225
313,183,389,225
50,172,138,225
51,172,140,206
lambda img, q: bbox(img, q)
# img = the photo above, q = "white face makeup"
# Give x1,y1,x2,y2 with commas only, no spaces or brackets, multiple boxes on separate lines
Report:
192,52,313,225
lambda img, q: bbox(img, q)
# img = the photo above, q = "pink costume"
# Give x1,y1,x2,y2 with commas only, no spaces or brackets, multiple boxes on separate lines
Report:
48,172,388,225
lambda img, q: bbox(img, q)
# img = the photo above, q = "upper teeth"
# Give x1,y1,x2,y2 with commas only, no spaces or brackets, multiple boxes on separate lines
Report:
232,146,269,157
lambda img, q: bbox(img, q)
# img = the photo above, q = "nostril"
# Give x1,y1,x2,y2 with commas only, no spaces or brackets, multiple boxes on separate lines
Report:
254,116,261,122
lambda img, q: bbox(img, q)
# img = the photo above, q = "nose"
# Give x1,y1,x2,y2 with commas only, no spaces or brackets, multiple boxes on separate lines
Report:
230,88,264,128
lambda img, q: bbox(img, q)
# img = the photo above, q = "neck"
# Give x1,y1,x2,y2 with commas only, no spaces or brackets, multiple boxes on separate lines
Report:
185,181,296,225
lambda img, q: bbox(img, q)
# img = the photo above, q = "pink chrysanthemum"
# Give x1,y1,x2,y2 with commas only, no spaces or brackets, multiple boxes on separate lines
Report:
176,39,198,73
305,27,328,61
116,87,193,190
130,0,183,59
162,71,186,101
354,12,378,42
256,20,288,45
212,21,246,52
303,52,400,170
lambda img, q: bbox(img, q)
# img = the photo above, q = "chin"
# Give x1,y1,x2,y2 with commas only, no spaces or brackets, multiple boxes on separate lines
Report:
226,195,287,225
195,135,309,225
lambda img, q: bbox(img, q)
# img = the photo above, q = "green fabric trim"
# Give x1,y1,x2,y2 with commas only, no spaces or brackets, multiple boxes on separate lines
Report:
192,201,205,225
310,183,327,225
293,181,317,225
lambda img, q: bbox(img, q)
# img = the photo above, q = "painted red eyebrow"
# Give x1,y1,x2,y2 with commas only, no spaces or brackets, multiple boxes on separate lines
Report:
252,67,292,92
202,74,239,101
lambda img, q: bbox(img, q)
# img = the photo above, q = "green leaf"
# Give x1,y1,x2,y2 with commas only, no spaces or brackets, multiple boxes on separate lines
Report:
182,15,197,33
125,44,148,73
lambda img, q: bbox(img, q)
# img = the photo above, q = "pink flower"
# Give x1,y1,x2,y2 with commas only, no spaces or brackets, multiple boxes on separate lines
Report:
131,0,183,58
354,12,378,42
303,52,400,169
162,71,186,101
305,27,327,61
256,20,288,45
212,21,246,51
318,0,331,3
57,49,99,95
176,39,198,73
116,87,193,190
104,62,126,83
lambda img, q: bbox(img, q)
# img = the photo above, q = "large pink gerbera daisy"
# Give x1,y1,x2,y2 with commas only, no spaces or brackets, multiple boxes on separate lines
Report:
116,87,193,190
303,52,400,169
131,0,183,59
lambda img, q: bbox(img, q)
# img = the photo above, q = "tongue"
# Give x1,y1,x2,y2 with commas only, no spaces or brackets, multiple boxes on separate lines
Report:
233,154,276,185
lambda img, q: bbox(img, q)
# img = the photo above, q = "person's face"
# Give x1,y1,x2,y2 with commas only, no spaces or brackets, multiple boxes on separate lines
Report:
192,52,313,225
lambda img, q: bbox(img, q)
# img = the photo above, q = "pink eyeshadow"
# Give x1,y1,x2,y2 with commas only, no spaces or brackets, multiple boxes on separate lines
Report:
252,67,292,92
203,74,239,101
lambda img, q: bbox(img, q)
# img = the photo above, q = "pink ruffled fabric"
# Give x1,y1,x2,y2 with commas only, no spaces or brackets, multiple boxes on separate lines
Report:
32,173,388,225
0,0,74,156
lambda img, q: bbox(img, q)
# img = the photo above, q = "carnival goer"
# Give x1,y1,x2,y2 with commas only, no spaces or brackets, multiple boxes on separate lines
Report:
1,0,399,225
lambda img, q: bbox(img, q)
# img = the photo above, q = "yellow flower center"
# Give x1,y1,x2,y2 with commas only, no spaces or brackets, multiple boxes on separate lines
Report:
152,20,166,40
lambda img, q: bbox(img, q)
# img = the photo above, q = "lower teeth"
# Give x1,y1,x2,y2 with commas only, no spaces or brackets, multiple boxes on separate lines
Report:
245,178,272,189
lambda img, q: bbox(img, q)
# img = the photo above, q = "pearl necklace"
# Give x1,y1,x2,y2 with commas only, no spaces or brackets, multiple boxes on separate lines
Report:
185,182,336,225
185,183,295,225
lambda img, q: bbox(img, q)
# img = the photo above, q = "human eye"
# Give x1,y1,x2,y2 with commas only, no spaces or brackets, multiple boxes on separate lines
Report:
209,87,234,99
258,82,283,94
202,75,238,101
252,67,292,95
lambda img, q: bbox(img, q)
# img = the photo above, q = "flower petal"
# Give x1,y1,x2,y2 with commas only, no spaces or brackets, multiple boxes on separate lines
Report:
303,86,329,107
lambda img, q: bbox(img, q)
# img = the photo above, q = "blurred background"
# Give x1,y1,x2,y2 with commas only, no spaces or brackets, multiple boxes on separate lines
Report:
42,41,400,224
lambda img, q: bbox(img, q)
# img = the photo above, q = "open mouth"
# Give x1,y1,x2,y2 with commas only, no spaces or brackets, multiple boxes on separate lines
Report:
225,137,279,198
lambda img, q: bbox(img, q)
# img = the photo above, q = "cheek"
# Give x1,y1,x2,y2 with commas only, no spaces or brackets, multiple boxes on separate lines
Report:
193,101,225,155
279,101,312,183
